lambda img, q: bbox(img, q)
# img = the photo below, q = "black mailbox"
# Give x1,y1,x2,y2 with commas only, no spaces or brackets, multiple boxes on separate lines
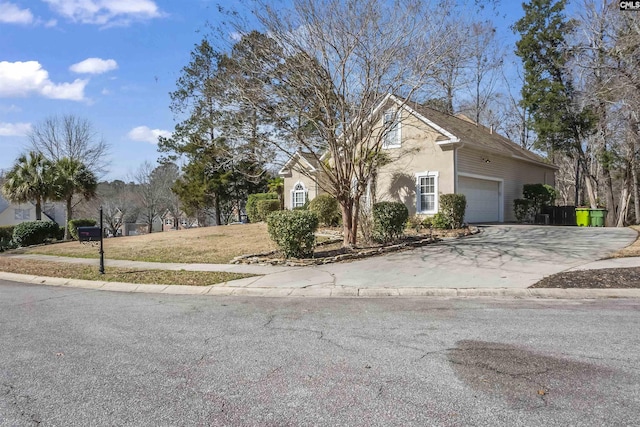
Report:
77,226,101,242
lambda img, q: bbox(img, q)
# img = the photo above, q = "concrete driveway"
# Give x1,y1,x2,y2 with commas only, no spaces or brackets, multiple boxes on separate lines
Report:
240,225,638,290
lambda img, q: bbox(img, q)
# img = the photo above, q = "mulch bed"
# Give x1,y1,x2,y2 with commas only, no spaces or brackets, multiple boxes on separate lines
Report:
530,267,640,289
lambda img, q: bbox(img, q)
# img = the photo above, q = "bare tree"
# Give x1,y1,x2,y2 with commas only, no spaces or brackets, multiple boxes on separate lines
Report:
133,162,178,233
28,114,110,176
223,0,461,246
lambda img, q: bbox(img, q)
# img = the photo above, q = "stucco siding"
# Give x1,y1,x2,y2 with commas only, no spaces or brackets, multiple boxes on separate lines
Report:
376,112,455,216
282,166,326,209
0,202,41,226
458,147,555,222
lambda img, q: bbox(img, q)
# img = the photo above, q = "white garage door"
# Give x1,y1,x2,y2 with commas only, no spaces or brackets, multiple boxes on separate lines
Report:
458,176,500,223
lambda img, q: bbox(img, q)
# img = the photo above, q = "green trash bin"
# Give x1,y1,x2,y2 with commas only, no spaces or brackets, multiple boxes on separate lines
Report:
590,208,607,227
575,208,590,227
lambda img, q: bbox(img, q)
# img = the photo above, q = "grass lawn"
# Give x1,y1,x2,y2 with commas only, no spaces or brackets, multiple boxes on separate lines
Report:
609,225,640,258
14,222,277,264
0,257,252,286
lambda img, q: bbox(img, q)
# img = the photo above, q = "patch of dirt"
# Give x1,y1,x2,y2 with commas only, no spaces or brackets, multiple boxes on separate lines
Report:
530,267,640,289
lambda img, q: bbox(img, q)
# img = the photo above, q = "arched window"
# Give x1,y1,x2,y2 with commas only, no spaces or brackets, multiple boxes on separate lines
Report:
291,182,307,208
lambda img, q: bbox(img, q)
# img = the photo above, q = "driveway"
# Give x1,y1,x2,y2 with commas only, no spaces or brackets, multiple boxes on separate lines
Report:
240,225,638,290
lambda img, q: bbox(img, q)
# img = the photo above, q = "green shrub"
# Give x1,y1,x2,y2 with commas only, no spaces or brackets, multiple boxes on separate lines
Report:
522,184,556,212
373,202,408,243
68,219,97,240
308,194,341,226
255,199,281,222
431,212,451,229
246,193,278,222
513,199,534,223
421,216,433,228
0,225,14,241
439,194,467,229
267,210,319,258
12,221,60,247
406,215,423,231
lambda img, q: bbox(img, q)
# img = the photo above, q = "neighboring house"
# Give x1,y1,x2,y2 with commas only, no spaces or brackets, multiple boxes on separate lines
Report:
42,201,67,227
161,210,198,231
279,94,557,223
0,195,54,226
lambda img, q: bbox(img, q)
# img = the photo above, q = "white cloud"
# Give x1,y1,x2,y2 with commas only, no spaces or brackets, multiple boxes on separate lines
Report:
127,126,171,144
0,61,88,101
70,58,118,74
43,0,163,26
0,122,31,136
0,2,33,24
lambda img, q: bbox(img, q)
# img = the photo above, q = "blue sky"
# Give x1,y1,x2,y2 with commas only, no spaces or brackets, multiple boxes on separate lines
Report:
0,0,528,181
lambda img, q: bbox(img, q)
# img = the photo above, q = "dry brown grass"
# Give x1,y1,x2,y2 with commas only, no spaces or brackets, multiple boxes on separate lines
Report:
609,226,640,258
14,223,276,264
0,257,252,286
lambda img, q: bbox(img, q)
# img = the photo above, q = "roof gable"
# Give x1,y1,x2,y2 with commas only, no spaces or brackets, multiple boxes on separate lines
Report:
278,151,319,175
376,95,555,169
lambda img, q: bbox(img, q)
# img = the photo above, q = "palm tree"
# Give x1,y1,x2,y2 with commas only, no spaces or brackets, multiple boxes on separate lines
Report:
1,151,53,220
52,158,98,240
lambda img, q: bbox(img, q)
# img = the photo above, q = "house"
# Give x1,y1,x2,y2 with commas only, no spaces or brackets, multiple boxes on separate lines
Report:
279,94,556,223
0,195,55,226
161,210,199,231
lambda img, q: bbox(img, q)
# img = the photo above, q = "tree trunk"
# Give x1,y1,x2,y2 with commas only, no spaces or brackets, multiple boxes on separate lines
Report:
35,197,42,221
601,166,616,227
616,188,631,227
340,200,355,248
214,193,222,226
633,135,640,225
64,197,73,240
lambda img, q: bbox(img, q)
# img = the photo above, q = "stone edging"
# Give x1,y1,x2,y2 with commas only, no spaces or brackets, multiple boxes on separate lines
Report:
232,226,480,267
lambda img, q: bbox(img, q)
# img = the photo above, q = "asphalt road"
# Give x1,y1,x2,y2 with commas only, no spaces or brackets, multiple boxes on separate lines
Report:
1,280,639,426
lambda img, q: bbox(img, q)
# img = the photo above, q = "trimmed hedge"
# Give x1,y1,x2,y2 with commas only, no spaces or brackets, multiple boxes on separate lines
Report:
514,199,534,223
68,219,97,241
256,199,281,222
246,193,278,222
373,201,408,243
523,184,556,211
0,225,14,241
439,194,466,229
12,221,60,247
308,194,341,226
267,210,319,258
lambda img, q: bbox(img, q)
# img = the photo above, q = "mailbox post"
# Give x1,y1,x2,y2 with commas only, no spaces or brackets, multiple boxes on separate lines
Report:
99,206,104,274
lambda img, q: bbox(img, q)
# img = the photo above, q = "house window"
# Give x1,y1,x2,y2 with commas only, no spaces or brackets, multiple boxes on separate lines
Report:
165,219,173,225
416,172,439,214
382,109,401,149
291,182,307,208
14,209,30,220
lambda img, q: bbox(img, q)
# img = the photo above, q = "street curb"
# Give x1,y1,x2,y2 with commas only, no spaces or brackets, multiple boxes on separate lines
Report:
2,271,640,299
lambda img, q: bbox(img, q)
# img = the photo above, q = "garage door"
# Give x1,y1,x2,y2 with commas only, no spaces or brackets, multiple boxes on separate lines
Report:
458,176,500,223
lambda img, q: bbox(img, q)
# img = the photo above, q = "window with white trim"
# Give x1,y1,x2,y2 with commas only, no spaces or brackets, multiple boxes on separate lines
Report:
291,182,307,208
382,109,401,148
416,172,439,214
14,208,30,220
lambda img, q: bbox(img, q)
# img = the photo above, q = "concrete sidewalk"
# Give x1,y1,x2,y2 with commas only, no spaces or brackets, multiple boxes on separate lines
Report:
3,253,640,300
